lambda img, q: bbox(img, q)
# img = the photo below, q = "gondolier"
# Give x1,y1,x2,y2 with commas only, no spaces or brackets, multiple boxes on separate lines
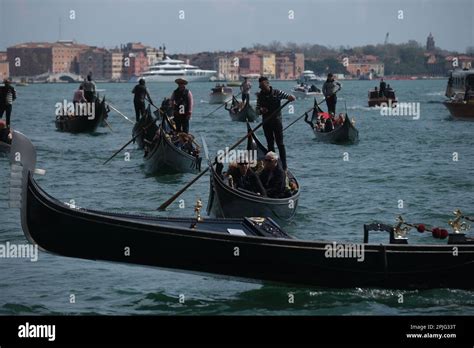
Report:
322,73,341,115
256,77,295,171
132,79,153,122
81,74,96,102
240,77,251,105
0,78,17,128
170,78,193,133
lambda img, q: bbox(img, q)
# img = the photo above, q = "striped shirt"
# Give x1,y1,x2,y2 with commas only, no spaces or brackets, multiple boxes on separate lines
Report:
1,85,16,105
256,88,291,116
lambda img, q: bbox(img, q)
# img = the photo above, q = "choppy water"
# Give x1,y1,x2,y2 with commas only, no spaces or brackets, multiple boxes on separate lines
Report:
1,79,474,315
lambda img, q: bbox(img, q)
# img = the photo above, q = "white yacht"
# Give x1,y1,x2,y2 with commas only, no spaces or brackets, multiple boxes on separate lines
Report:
139,57,216,82
298,70,326,83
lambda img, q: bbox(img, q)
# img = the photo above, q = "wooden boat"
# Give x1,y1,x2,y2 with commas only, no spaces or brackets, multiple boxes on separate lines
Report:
132,105,158,150
209,84,233,104
225,98,259,122
368,89,397,107
207,124,300,222
443,100,474,121
292,84,322,99
55,97,108,133
226,81,241,87
12,130,474,289
143,115,201,175
306,102,359,144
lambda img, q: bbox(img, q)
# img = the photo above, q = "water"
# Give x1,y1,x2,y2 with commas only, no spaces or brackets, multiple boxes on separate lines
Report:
1,80,474,315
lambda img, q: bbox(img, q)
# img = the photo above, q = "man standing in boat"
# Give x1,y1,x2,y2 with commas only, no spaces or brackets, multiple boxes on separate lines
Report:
81,74,96,102
0,78,16,129
256,77,295,172
379,78,387,97
322,73,341,115
170,78,193,133
132,78,153,122
240,77,251,106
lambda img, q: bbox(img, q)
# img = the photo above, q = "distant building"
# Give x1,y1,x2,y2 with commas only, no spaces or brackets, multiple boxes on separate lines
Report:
78,47,107,79
214,56,239,80
427,33,435,52
261,52,276,79
345,56,384,78
104,51,124,81
123,51,148,80
0,52,9,80
239,52,261,77
7,41,89,77
275,52,304,80
445,55,473,70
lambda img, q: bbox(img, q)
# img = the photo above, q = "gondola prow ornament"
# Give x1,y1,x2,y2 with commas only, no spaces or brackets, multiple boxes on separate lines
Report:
449,209,471,234
190,198,204,230
394,215,410,241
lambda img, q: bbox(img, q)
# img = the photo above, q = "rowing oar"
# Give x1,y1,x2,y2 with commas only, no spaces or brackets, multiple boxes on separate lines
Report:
103,119,114,132
102,117,157,165
282,88,341,132
106,102,135,124
208,91,242,117
157,99,291,211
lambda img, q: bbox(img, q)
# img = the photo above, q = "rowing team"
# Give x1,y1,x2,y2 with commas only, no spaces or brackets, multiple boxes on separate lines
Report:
216,151,298,199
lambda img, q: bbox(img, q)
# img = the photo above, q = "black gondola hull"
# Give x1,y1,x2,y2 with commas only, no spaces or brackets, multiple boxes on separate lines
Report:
229,104,259,122
55,99,108,133
207,123,300,222
24,174,474,289
313,115,359,144
143,128,201,175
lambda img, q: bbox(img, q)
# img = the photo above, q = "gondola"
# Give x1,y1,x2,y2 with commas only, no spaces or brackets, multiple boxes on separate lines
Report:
225,98,259,122
143,114,201,175
12,131,474,289
206,123,300,222
132,105,158,150
55,97,109,133
133,101,174,150
443,100,474,121
305,101,359,144
368,88,397,107
209,84,233,104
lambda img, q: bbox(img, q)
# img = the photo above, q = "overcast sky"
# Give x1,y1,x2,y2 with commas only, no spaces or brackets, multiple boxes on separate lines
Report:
1,0,472,53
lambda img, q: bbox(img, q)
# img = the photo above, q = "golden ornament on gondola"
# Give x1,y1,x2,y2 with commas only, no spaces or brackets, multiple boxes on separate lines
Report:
448,209,471,234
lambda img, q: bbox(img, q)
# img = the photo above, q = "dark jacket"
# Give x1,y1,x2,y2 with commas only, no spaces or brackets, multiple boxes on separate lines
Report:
0,85,16,105
132,84,151,103
256,87,291,120
228,167,266,196
259,163,287,198
172,88,190,115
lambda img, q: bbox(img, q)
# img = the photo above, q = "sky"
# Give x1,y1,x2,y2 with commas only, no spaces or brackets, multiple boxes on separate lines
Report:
0,0,473,53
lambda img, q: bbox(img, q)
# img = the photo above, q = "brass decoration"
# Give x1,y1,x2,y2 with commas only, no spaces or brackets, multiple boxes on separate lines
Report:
448,209,471,234
394,215,411,239
194,198,203,222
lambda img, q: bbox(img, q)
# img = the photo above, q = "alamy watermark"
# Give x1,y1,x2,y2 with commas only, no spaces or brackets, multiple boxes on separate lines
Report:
55,100,95,119
216,148,258,165
324,242,365,262
380,100,420,120
0,242,38,262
